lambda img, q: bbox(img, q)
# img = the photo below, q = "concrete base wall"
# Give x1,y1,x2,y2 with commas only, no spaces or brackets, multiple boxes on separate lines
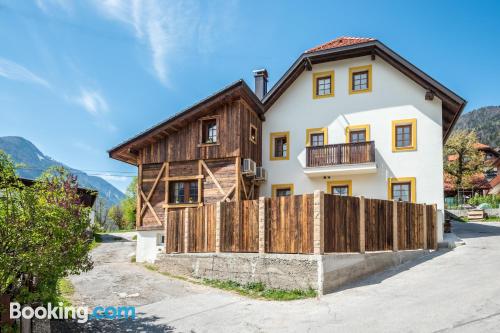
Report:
155,250,431,295
136,230,164,263
156,253,319,291
321,250,429,294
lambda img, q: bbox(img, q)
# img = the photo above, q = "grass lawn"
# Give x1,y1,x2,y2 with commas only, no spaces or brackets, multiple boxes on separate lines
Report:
57,278,75,306
142,264,316,301
458,216,500,222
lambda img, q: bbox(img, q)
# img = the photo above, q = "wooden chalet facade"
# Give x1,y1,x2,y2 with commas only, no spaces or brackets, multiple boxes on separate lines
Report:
109,80,265,230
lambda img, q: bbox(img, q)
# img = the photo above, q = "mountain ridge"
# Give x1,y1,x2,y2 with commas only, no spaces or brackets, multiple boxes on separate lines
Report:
0,136,124,206
454,106,500,147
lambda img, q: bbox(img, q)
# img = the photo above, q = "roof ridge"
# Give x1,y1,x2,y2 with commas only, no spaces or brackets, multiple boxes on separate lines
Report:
305,36,375,53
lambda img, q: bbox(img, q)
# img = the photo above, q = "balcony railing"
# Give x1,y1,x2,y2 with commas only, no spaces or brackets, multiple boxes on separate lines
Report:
306,141,375,168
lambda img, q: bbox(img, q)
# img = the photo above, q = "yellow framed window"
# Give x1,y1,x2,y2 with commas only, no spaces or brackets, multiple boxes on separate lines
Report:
270,131,290,160
388,177,416,203
392,119,417,152
345,124,370,143
349,65,372,94
313,71,335,99
306,128,328,147
327,180,352,196
272,184,294,197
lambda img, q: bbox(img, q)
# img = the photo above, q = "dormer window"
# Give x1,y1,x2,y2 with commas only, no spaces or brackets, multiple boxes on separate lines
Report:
313,71,335,99
199,116,219,145
349,65,372,94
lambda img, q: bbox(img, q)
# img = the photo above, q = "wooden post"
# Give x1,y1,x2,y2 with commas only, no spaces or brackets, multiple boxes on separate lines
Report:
258,197,266,254
164,162,169,253
136,163,143,228
422,204,428,250
313,190,324,255
432,204,438,249
197,160,203,204
215,202,221,253
359,196,365,254
184,208,189,253
392,200,398,252
235,157,241,202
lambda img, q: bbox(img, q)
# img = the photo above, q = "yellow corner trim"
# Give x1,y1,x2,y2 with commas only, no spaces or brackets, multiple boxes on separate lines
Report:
392,118,417,152
326,180,353,196
387,177,416,203
349,64,372,95
312,71,335,99
272,183,295,197
345,124,370,143
270,131,290,161
306,127,328,147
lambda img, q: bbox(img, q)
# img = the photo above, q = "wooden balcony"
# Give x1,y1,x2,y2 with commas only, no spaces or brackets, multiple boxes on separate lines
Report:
306,141,375,168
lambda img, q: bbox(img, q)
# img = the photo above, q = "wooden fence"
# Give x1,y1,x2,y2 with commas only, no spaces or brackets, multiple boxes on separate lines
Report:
166,191,438,254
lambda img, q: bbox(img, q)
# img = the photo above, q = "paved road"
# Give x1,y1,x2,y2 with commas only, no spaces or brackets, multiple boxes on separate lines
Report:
68,223,500,332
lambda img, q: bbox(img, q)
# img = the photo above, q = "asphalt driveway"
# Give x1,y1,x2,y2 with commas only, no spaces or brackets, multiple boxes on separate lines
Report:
66,223,500,332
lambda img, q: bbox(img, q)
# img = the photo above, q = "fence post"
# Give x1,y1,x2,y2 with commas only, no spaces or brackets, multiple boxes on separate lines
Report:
422,204,428,249
184,208,189,253
215,202,221,253
258,197,266,254
313,190,324,255
359,196,365,254
433,204,438,249
392,200,398,252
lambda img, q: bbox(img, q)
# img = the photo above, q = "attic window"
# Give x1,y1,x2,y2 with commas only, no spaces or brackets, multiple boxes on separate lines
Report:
313,71,335,99
199,116,219,145
250,124,257,144
349,65,372,94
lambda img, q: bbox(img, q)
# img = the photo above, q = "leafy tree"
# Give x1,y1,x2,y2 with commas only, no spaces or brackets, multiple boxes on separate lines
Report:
108,204,125,229
444,131,484,200
121,177,137,230
0,151,93,305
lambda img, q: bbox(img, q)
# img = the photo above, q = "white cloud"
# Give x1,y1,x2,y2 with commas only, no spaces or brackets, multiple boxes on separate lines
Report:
35,0,73,15
0,57,50,88
91,0,236,87
75,89,109,116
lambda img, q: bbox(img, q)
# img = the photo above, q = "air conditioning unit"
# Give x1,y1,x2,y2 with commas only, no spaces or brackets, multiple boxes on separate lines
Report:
242,158,256,176
255,166,267,181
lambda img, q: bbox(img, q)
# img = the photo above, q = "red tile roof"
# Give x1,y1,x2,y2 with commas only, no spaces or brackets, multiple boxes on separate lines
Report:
305,37,375,53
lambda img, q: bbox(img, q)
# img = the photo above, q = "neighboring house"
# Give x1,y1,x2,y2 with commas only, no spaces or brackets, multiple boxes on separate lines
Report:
444,143,500,202
19,177,98,224
109,36,466,262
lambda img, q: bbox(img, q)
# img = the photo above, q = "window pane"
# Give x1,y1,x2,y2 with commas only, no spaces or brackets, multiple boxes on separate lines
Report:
316,76,331,96
396,125,411,147
202,119,217,143
189,182,198,203
311,133,324,147
274,136,287,157
276,188,291,197
350,130,366,143
352,70,369,91
332,185,349,196
392,183,411,202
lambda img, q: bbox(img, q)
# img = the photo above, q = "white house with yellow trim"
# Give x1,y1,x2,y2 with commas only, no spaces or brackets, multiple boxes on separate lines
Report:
258,37,466,241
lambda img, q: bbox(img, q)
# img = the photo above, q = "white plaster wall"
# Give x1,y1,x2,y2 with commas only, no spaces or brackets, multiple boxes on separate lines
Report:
136,230,164,263
262,55,445,213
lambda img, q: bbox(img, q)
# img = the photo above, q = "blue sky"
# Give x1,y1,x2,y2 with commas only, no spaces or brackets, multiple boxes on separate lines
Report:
0,0,499,192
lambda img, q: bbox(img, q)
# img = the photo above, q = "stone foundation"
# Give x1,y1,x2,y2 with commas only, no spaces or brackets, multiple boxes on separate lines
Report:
155,250,431,295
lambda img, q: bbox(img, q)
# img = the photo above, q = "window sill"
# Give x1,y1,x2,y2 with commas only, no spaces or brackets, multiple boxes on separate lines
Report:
198,143,220,147
392,146,417,152
163,203,202,208
313,93,334,100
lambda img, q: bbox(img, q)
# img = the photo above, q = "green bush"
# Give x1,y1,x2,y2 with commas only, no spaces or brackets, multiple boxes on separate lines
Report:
468,194,500,208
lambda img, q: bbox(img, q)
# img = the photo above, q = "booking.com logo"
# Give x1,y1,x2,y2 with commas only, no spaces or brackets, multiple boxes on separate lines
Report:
10,302,136,323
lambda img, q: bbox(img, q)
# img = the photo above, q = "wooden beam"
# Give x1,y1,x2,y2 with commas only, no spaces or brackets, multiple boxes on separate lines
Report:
200,160,226,196
393,200,398,251
422,204,428,249
221,184,236,202
140,190,162,225
359,196,365,253
198,160,203,205
239,173,248,200
140,163,166,216
235,157,241,202
136,163,143,228
165,175,204,181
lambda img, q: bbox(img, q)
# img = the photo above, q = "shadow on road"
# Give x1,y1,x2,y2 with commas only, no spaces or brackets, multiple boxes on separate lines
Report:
336,249,450,293
451,221,500,239
96,234,131,243
51,314,174,332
